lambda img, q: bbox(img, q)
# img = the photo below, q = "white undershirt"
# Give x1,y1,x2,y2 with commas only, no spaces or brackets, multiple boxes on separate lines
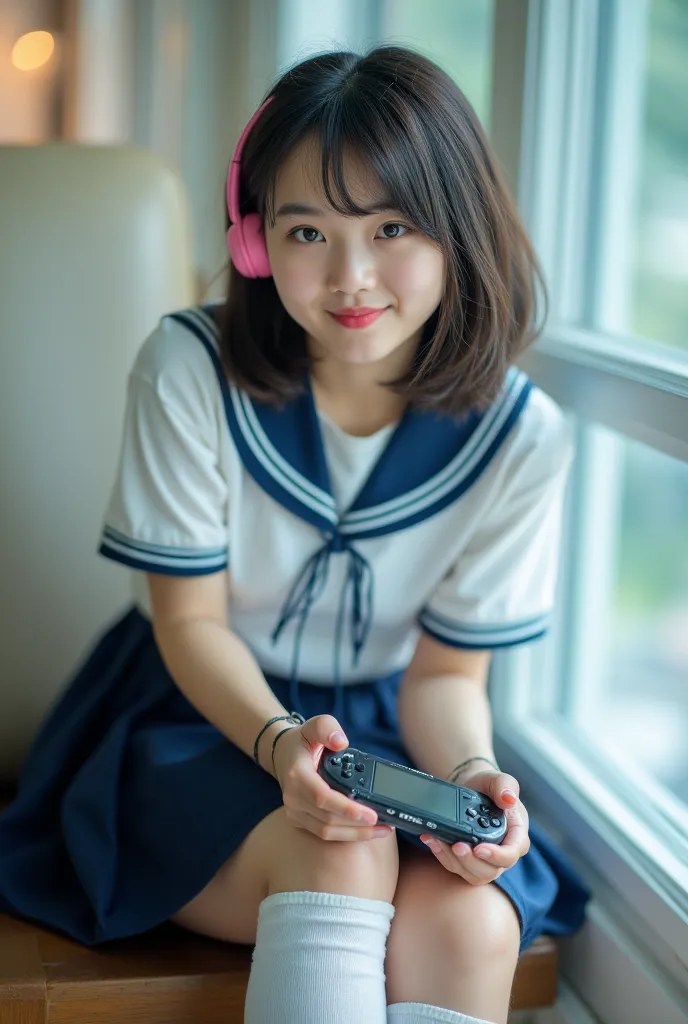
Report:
317,411,397,513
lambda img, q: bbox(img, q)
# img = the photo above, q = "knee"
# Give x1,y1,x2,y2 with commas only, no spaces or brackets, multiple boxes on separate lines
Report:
266,808,399,903
433,883,521,968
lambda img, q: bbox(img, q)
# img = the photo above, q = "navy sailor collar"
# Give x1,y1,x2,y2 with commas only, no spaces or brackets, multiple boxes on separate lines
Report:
169,306,533,540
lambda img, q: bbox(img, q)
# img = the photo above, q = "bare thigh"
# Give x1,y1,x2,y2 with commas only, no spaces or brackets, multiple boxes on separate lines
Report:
170,807,399,945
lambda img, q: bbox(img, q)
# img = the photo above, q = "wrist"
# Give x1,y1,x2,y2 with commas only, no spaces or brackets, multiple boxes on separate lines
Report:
269,724,299,780
253,712,305,775
447,755,499,785
257,720,288,775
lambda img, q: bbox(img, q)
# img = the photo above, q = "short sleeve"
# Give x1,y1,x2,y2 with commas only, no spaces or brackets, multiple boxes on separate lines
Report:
417,401,574,649
98,324,229,576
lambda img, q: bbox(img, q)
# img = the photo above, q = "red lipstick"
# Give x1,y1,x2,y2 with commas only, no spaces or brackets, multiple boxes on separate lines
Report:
329,307,388,329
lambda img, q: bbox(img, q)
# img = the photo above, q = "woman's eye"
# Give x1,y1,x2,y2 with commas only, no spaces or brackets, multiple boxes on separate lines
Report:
291,227,324,243
377,222,410,239
289,222,410,243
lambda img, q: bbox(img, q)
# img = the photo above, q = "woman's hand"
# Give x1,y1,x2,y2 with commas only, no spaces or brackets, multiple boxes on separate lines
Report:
272,715,395,842
420,767,530,885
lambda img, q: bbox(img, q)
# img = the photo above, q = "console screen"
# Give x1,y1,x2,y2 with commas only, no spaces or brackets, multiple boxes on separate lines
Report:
371,762,457,820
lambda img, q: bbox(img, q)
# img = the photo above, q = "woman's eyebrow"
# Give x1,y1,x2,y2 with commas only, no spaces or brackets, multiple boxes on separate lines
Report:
275,201,398,218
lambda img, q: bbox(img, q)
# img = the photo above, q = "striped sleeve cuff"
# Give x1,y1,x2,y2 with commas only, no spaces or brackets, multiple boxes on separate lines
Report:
99,525,228,576
418,606,550,649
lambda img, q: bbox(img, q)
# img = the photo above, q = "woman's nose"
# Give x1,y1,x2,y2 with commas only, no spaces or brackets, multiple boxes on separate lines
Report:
326,242,377,294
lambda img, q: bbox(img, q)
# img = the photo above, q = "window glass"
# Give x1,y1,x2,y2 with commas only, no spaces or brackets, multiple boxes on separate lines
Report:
570,434,688,806
632,0,688,349
377,0,495,128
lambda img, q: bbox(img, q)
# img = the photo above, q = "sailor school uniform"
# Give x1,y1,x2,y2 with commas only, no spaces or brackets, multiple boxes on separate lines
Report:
0,304,590,947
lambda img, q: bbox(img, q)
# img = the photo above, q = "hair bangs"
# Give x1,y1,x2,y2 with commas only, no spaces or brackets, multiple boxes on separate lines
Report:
261,92,443,244
318,101,440,243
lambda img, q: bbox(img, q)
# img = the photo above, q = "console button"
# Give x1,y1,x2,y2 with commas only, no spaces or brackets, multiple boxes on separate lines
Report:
466,807,478,818
342,753,354,761
491,817,502,828
477,816,490,828
355,763,365,771
358,777,366,785
479,804,492,814
386,808,396,815
342,770,353,779
329,757,341,765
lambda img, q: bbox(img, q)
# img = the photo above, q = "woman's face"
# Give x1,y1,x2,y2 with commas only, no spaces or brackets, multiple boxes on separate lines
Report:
264,140,446,376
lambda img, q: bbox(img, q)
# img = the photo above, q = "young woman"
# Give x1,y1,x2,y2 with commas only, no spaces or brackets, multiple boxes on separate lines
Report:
0,46,589,1024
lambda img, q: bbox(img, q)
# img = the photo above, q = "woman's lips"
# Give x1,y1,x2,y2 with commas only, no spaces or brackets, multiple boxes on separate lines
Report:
328,307,388,329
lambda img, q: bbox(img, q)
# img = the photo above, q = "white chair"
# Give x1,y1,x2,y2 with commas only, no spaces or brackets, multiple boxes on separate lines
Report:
0,143,194,781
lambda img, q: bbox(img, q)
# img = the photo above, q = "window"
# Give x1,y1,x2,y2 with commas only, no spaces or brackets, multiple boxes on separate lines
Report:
631,0,688,351
563,427,688,810
489,0,688,990
510,0,688,827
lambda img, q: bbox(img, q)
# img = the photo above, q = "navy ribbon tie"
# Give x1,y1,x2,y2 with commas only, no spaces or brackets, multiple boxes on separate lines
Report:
271,531,374,723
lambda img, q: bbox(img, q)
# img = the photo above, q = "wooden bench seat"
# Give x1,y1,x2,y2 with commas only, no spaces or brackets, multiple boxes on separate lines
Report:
0,909,558,1022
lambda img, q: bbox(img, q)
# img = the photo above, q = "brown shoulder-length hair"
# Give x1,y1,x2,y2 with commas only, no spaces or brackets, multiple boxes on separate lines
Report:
219,45,547,416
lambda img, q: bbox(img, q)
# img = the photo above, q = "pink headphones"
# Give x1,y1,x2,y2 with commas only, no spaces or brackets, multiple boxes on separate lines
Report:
226,98,273,278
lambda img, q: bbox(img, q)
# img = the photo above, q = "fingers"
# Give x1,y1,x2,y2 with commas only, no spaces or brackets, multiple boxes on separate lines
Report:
420,803,529,882
487,805,531,862
294,810,395,842
280,714,382,832
306,779,379,826
283,766,379,827
421,835,505,882
300,714,349,751
485,771,520,811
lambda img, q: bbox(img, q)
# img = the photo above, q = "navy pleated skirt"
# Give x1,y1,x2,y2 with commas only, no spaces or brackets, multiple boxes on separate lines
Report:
0,608,589,951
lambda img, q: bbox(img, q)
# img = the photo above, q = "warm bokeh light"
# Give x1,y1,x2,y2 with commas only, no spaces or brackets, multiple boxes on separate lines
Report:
11,31,55,72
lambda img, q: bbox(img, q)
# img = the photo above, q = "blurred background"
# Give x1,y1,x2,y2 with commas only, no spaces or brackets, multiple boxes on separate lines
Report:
1,0,686,805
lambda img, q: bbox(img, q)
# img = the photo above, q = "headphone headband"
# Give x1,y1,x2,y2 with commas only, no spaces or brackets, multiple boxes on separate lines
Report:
226,97,273,225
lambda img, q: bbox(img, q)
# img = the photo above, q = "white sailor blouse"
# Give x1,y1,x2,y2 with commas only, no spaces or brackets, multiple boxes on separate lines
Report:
99,305,574,689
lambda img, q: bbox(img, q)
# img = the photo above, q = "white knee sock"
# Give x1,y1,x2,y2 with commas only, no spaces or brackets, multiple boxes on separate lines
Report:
243,889,395,1023
388,1004,496,1023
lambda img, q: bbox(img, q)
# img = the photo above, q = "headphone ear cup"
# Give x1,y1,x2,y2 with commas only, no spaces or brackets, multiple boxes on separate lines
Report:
227,214,272,279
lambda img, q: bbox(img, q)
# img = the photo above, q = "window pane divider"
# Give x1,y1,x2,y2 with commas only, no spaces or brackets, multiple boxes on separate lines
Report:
534,326,688,398
519,331,688,463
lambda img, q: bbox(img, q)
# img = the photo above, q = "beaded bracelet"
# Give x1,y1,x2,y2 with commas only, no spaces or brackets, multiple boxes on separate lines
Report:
253,712,305,766
447,756,499,784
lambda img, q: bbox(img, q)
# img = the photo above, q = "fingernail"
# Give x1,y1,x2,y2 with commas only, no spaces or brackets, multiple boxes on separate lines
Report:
373,827,392,838
420,835,436,848
329,731,347,746
358,812,376,824
475,847,492,860
502,789,517,803
453,843,469,856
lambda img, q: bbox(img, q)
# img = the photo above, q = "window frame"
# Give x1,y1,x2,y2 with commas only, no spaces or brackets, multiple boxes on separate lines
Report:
488,0,688,1001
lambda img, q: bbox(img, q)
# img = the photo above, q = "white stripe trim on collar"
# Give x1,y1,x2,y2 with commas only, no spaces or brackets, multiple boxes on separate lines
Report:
231,389,338,521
